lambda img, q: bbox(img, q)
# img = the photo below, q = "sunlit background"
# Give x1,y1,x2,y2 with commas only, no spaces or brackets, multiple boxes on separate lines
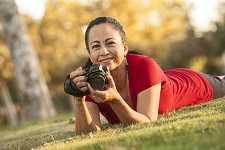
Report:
15,0,220,31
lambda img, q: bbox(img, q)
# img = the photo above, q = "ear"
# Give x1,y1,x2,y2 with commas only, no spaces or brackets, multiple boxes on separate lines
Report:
88,52,94,63
124,44,129,56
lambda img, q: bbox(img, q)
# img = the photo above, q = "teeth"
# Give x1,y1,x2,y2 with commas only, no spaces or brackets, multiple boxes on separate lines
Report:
102,59,110,61
99,58,113,62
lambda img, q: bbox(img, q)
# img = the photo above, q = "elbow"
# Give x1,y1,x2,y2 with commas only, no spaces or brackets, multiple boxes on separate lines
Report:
75,124,101,135
147,115,158,122
121,117,151,125
93,124,101,132
140,117,152,123
137,114,158,123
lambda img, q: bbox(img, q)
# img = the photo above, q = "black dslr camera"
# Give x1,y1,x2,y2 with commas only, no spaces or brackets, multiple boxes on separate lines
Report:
64,64,108,97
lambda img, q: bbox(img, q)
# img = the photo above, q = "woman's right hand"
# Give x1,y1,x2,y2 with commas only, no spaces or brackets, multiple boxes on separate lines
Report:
69,67,88,94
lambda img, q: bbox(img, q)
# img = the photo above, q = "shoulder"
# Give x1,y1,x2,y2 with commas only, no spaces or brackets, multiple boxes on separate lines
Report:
127,53,157,67
127,53,165,93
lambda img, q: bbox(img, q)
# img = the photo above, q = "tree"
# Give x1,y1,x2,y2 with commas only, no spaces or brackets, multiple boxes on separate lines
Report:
0,40,18,126
0,80,18,126
0,0,56,121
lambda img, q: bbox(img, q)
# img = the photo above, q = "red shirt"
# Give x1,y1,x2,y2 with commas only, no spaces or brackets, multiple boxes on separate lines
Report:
86,54,213,124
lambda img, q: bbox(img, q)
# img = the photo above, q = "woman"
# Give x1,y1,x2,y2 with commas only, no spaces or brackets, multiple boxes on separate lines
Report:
66,16,225,134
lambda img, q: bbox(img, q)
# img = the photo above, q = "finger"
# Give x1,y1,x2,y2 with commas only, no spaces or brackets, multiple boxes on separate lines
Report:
72,76,87,84
87,83,102,96
87,83,95,94
70,67,86,79
86,85,99,102
87,83,107,99
70,67,82,78
106,73,116,87
106,66,110,72
79,86,88,92
76,81,88,89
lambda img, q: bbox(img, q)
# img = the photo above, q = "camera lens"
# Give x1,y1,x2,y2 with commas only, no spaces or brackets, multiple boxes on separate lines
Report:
87,64,107,90
89,75,106,90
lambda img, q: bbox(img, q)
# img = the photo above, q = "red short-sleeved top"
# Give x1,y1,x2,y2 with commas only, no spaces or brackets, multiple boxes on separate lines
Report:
85,53,214,124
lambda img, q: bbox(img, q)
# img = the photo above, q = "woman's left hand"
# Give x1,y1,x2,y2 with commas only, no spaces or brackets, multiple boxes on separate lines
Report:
87,72,121,103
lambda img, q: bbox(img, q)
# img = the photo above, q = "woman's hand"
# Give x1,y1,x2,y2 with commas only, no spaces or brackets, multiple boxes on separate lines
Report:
70,67,88,95
87,72,121,103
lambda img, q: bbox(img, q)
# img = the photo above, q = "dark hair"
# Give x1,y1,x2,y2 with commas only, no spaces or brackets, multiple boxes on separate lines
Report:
85,16,127,52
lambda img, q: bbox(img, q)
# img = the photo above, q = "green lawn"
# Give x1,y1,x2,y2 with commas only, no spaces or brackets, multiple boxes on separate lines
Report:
0,98,225,150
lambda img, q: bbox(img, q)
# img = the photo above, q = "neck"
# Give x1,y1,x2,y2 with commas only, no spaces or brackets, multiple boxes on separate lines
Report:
110,59,128,91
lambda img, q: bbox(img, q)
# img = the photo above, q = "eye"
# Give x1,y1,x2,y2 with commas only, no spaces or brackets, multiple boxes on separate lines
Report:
107,41,116,46
91,44,100,50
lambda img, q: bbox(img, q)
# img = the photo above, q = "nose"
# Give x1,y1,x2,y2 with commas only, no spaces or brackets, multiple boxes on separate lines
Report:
100,46,109,55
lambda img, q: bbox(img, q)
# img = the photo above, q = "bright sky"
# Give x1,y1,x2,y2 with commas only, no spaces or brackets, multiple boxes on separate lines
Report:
187,0,220,31
15,0,220,32
15,0,47,20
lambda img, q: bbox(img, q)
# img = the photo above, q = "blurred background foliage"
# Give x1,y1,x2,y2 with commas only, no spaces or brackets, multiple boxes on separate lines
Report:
0,0,225,126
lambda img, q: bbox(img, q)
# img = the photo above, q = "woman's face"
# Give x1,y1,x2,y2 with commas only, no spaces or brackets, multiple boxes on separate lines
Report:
88,23,128,70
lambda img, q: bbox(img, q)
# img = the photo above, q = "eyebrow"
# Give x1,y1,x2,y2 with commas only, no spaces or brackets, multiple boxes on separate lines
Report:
90,37,116,46
90,41,100,46
105,37,115,42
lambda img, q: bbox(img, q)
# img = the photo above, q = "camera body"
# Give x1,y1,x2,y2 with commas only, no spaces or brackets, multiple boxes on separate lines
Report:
64,64,108,97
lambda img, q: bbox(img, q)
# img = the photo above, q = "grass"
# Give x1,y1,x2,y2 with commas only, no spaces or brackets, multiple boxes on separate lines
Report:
0,98,225,150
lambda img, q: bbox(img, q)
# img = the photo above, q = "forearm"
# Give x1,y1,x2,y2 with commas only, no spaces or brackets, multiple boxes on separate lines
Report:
74,97,100,134
108,96,151,124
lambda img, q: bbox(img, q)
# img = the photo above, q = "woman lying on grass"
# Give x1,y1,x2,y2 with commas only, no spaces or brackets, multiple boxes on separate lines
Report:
64,16,225,134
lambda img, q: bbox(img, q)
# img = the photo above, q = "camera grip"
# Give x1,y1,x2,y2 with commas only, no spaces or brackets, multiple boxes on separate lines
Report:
64,74,89,97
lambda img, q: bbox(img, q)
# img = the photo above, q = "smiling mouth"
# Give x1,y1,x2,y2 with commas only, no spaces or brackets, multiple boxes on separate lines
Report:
98,58,113,63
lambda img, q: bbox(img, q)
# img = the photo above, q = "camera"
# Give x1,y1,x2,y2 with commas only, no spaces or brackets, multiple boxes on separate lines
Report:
64,64,108,97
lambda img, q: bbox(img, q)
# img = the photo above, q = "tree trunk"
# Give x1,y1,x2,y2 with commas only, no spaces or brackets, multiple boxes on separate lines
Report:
0,80,18,126
0,0,56,121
